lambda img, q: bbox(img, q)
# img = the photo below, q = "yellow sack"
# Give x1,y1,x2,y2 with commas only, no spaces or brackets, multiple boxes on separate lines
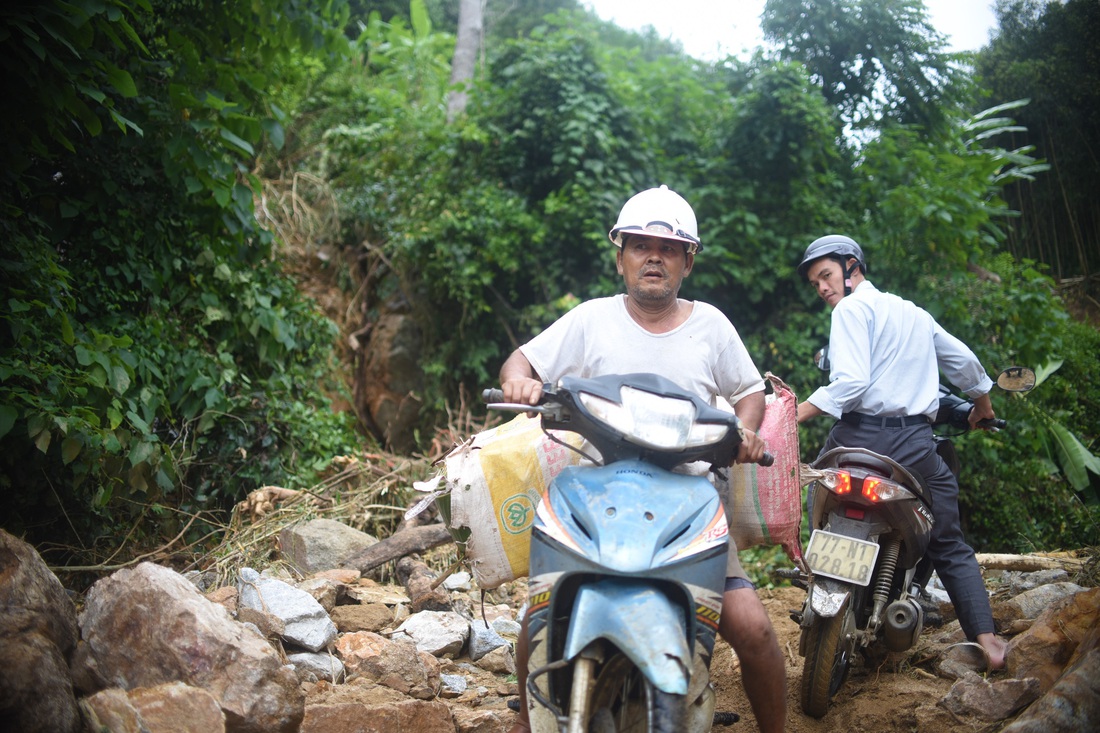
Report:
442,414,585,589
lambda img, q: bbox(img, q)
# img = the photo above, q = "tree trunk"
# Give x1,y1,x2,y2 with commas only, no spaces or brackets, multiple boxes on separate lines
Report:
446,0,483,122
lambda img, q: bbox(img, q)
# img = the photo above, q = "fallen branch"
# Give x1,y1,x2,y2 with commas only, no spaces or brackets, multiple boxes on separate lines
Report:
341,523,454,575
975,552,1086,572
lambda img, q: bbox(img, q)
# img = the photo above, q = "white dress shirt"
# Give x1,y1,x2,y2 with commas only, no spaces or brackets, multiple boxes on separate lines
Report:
808,281,993,420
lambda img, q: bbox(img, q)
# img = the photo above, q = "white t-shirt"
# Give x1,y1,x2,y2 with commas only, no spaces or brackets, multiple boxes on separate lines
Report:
520,294,764,408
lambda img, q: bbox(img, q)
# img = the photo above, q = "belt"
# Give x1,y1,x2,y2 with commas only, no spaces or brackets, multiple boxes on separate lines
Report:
840,412,930,428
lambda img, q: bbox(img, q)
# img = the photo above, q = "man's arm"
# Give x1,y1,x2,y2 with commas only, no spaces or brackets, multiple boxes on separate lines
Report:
796,400,825,424
500,349,544,406
731,391,766,464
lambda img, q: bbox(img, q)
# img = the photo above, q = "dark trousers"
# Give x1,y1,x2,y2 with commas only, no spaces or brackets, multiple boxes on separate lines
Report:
821,420,994,640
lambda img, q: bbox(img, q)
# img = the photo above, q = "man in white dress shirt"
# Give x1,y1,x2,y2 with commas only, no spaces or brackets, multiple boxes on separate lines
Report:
794,234,1007,670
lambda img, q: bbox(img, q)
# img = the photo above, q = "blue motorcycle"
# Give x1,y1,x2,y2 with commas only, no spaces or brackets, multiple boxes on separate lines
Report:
485,373,772,733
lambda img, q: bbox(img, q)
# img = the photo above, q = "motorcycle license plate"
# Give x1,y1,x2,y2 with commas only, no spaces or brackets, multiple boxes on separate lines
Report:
806,530,880,586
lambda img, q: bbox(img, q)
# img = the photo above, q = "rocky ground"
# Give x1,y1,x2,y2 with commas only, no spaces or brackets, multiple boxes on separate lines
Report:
3,516,1097,733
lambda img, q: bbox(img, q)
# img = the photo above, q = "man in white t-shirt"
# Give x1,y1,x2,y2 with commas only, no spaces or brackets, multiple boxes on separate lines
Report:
501,185,786,733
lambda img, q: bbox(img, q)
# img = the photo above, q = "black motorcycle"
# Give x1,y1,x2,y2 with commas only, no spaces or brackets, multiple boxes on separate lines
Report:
788,356,1034,717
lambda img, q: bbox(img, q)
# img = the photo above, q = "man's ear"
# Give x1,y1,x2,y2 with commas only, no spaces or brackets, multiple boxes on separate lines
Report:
683,252,694,276
615,249,624,275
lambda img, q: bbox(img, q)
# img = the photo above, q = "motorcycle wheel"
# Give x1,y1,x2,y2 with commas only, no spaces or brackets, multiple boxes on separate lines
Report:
799,601,856,719
580,651,686,733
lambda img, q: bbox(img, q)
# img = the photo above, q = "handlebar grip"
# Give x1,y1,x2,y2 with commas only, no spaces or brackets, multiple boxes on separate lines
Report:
978,418,1007,430
758,451,775,467
482,388,505,403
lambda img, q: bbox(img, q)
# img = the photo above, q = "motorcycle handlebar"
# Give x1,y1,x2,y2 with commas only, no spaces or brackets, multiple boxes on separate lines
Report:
978,418,1008,430
482,388,506,404
483,389,776,466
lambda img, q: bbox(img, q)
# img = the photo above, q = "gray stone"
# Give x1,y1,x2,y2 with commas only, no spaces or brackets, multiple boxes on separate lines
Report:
468,619,509,662
395,610,470,658
440,673,468,697
287,651,345,683
278,518,379,575
237,567,338,652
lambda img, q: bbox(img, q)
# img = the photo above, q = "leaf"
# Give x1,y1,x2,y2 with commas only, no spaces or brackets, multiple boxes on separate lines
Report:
1033,359,1063,389
262,118,285,150
128,439,154,466
106,66,139,98
1049,423,1100,492
109,364,132,394
61,436,83,465
218,127,255,156
34,428,52,454
0,405,17,440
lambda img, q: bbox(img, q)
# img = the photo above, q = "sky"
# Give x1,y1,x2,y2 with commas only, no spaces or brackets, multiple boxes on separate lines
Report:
583,0,999,61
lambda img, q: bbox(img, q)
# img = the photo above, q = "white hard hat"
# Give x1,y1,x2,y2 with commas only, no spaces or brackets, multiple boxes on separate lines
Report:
608,185,702,254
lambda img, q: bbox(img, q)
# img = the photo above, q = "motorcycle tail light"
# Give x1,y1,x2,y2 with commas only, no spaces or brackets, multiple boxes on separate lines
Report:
861,475,908,502
821,469,852,495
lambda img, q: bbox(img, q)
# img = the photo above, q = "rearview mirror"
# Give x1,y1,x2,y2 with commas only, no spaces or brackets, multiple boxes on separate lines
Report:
813,346,830,372
997,366,1036,393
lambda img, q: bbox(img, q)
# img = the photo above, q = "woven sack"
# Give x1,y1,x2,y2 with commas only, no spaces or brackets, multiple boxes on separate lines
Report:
717,372,805,568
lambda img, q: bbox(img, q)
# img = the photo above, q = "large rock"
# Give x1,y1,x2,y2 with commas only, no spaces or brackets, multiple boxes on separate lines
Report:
993,581,1086,627
75,562,303,733
279,519,379,575
334,631,438,699
302,681,455,733
1001,623,1100,732
80,681,226,733
1007,587,1100,691
0,528,81,733
940,671,1042,721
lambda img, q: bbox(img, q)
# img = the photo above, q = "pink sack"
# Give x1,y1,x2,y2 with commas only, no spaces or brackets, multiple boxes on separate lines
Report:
717,372,804,569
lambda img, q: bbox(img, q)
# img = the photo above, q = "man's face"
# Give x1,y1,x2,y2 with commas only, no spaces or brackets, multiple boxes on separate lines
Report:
805,257,850,309
616,234,693,303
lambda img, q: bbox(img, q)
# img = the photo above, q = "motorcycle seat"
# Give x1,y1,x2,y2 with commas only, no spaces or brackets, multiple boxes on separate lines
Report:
835,451,895,476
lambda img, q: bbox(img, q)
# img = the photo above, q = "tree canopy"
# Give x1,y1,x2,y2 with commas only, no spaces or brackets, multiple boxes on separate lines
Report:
1,0,1096,564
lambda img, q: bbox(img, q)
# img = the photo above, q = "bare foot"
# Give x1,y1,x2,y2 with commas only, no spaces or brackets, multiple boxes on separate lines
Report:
976,632,1008,671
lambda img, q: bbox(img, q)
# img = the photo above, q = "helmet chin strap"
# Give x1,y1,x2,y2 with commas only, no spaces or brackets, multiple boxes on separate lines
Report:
837,256,859,296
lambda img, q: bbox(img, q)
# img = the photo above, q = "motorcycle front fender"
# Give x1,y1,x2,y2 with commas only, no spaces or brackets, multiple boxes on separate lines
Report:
808,576,851,619
563,579,692,695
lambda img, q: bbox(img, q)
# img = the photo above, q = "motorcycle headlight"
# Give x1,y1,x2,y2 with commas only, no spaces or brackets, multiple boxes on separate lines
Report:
578,386,729,450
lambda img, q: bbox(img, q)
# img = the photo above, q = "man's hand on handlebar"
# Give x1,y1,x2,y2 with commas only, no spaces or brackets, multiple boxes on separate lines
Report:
736,428,766,465
968,393,996,431
501,377,544,407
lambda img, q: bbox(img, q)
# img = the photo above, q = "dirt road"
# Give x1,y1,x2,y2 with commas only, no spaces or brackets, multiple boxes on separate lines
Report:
711,586,991,732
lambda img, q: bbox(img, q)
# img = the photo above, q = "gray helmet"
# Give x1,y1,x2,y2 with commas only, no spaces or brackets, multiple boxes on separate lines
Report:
797,234,867,279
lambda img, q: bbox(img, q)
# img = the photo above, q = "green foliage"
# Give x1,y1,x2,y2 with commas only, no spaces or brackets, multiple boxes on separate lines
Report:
976,0,1100,284
5,0,1095,560
0,1,361,557
857,101,1047,284
761,0,971,130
